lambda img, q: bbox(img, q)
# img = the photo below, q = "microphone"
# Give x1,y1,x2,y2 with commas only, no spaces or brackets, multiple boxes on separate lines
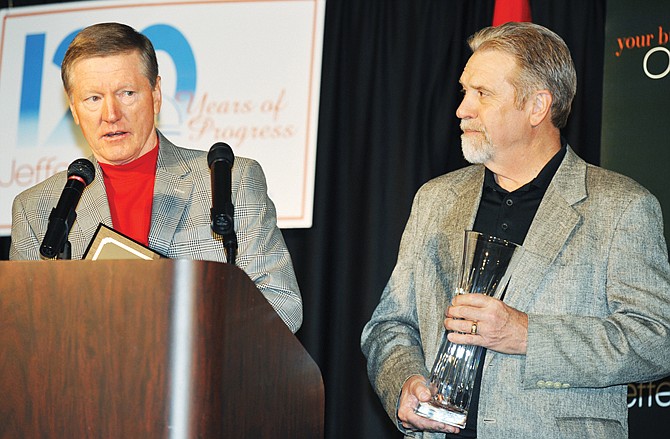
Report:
39,158,95,260
207,142,237,264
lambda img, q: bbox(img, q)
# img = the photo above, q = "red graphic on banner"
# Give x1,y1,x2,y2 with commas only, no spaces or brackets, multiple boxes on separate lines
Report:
492,0,532,26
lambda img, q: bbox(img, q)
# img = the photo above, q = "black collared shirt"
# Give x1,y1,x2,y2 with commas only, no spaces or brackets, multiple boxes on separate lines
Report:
473,145,567,246
447,144,567,438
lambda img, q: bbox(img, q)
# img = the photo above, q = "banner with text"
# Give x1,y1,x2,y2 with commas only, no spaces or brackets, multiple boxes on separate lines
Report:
0,0,324,233
601,1,670,437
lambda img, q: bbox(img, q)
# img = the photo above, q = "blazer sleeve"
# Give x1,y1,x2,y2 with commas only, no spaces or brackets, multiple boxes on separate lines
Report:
233,158,303,333
360,185,432,424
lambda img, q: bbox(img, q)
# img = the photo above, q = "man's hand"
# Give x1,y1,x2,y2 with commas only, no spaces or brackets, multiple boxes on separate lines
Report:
445,294,528,354
397,375,461,434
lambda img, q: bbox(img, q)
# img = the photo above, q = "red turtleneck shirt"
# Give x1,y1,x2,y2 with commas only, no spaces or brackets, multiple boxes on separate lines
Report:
99,144,159,246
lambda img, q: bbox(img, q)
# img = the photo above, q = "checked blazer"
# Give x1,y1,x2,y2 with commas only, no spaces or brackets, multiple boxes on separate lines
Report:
10,131,302,333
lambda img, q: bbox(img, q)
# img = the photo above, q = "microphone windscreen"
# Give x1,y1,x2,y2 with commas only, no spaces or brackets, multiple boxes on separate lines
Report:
67,158,96,186
207,142,234,168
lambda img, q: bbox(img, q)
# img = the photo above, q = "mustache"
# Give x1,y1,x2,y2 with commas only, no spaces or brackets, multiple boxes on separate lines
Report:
460,121,484,132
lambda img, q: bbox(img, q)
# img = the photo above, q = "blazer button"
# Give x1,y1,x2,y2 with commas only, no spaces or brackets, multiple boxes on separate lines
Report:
536,380,546,388
553,382,562,389
562,383,571,388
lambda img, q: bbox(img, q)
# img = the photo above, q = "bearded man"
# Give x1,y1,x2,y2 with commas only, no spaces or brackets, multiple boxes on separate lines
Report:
362,22,670,439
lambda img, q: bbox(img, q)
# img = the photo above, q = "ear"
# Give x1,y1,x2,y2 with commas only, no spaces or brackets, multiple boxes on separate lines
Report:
153,76,162,115
528,90,552,127
68,96,80,126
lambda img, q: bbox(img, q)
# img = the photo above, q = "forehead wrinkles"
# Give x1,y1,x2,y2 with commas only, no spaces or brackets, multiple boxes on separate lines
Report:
70,60,150,97
71,54,145,79
461,51,517,93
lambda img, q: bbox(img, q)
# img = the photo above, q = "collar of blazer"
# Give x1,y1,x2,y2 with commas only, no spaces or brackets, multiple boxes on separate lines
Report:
148,131,196,255
73,160,112,250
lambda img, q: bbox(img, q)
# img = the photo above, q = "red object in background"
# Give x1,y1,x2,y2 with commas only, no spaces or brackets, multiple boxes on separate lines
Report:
493,0,532,26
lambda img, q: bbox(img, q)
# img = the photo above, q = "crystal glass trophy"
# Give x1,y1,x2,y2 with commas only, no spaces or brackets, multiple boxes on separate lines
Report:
415,230,520,428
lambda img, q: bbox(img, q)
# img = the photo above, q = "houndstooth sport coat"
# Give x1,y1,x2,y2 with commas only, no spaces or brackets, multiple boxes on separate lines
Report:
10,131,302,333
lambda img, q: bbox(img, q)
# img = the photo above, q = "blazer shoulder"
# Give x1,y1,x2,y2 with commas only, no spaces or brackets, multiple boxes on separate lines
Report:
585,163,656,201
13,170,68,206
233,156,263,175
554,148,655,207
159,136,261,177
417,165,483,196
231,156,269,196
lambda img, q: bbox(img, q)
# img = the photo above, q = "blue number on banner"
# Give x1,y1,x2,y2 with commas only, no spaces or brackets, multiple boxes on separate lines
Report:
42,29,83,148
143,24,197,133
144,24,197,99
18,34,46,148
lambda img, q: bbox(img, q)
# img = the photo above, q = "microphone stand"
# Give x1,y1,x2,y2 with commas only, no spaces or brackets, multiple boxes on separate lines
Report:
58,240,72,260
42,209,76,260
223,230,237,266
212,210,237,265
56,209,75,260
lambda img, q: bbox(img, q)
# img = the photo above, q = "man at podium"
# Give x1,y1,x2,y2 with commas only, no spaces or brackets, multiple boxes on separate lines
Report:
8,22,302,334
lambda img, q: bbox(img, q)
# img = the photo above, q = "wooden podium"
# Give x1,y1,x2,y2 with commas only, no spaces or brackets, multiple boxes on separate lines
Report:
0,259,324,438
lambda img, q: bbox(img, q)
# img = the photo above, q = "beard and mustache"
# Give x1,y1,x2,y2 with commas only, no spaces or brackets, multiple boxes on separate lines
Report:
460,121,495,164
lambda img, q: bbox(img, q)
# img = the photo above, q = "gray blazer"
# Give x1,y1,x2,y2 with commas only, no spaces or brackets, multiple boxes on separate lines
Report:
361,147,670,438
10,131,302,333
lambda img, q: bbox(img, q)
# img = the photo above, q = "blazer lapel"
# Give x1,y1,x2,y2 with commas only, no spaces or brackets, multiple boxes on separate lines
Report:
502,147,587,311
432,167,485,349
148,132,194,255
78,163,112,232
480,147,587,367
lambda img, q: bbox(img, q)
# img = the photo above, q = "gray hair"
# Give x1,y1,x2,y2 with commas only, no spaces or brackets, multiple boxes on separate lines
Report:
468,22,577,129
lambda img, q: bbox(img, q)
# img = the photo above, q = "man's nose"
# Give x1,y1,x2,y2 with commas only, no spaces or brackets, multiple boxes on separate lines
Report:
456,93,475,120
102,98,121,123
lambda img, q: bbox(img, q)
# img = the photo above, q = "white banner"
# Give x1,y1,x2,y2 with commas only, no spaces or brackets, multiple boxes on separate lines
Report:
0,0,324,233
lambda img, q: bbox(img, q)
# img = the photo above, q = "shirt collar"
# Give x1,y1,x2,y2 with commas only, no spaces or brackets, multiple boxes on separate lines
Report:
484,141,567,194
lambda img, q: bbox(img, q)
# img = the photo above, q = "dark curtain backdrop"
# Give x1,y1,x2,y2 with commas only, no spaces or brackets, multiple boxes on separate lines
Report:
0,1,606,438
284,2,605,438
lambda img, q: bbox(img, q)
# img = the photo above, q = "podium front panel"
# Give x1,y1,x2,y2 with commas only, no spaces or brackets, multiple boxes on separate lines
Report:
0,260,323,438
